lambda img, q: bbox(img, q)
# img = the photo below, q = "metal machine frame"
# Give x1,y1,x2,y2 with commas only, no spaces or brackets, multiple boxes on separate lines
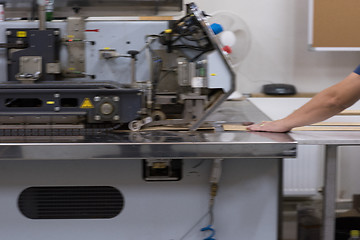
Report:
0,2,235,133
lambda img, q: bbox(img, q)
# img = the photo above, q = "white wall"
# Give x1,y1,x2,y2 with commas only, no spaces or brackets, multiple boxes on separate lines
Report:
186,0,360,94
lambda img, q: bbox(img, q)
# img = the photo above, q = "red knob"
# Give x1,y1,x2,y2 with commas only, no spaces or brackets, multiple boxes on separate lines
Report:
222,45,232,54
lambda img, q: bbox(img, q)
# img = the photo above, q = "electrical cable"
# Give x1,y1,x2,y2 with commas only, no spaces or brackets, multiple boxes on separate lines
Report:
178,161,222,240
200,225,216,240
171,45,210,51
178,211,211,240
208,203,214,226
189,49,212,62
31,0,37,20
192,159,205,168
182,34,208,42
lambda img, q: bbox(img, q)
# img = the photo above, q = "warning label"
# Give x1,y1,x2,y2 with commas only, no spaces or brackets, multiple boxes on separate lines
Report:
80,98,94,109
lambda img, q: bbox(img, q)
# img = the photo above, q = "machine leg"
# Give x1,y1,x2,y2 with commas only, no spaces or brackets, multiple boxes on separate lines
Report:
322,145,338,240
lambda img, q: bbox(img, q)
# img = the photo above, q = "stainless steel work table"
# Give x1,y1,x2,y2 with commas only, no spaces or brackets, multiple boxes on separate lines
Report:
0,100,296,160
214,102,360,240
0,100,296,240
216,101,358,240
247,96,360,240
208,100,360,240
289,131,360,240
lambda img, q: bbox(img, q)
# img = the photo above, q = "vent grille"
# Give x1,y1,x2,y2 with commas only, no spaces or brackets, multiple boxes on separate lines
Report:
18,186,124,219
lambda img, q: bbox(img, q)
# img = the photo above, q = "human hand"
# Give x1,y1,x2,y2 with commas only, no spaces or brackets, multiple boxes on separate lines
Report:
246,120,292,133
248,130,294,142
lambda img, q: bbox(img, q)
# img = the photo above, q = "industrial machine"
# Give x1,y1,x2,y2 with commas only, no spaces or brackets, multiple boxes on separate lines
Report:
0,2,295,240
0,0,235,134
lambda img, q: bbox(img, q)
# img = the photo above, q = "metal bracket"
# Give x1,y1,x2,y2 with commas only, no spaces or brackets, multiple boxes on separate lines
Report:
64,17,85,78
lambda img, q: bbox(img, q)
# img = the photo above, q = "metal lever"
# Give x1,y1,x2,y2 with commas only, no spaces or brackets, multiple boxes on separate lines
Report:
128,117,152,131
127,50,139,87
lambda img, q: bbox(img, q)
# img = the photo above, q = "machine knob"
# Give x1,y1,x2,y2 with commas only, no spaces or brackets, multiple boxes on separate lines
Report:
127,50,140,60
210,23,223,35
100,102,114,115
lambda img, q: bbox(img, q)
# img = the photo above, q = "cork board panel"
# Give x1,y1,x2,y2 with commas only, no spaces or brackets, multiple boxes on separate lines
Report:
313,0,360,47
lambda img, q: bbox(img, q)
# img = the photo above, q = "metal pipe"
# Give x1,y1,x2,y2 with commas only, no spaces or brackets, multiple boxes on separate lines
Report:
131,58,136,87
38,4,46,30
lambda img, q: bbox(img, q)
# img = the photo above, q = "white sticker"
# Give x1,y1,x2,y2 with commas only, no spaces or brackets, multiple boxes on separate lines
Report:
191,77,205,88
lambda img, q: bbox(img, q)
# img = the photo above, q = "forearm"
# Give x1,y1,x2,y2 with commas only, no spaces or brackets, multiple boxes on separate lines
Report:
247,72,360,132
279,92,348,129
281,73,360,129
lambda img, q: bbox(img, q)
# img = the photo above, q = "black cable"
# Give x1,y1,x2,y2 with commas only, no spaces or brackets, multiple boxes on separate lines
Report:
182,35,208,42
192,159,205,168
178,211,210,240
146,34,161,38
31,0,37,21
189,49,212,62
172,44,210,51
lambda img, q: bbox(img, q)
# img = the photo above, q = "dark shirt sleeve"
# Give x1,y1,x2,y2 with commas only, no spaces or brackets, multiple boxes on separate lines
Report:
354,65,360,75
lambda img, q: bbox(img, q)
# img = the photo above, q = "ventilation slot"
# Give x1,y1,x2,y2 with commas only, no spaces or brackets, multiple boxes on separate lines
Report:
18,186,124,219
5,98,42,107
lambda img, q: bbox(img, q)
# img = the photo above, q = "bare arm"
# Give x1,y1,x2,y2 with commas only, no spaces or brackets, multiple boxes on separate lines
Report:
247,72,360,132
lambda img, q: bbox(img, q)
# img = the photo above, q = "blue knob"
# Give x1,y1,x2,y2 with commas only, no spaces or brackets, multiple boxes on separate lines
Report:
210,23,223,35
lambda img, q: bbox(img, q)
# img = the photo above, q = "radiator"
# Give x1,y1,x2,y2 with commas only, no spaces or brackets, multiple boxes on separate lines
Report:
283,145,324,196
